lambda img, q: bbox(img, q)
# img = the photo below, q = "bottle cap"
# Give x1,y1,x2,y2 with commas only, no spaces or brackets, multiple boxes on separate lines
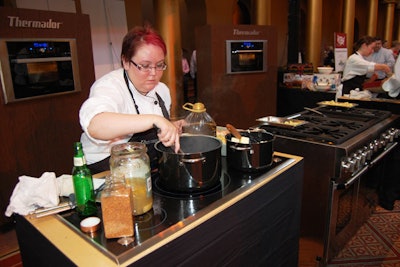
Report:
182,102,206,113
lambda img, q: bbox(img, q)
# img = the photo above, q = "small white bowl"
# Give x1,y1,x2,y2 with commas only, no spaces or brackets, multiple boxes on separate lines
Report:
317,67,333,74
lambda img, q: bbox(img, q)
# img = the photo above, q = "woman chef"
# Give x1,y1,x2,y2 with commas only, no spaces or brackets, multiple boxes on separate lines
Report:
79,25,183,174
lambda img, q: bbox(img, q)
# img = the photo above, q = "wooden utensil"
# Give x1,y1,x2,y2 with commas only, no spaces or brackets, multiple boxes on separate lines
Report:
226,124,242,140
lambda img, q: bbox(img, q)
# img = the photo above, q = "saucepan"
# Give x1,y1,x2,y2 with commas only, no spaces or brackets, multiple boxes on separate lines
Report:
155,135,222,192
226,125,275,172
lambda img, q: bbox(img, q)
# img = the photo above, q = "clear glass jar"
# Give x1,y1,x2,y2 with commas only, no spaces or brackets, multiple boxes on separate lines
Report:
110,142,153,216
101,173,134,241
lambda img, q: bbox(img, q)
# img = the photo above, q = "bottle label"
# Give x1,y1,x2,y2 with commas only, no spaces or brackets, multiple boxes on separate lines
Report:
74,156,86,166
146,176,152,196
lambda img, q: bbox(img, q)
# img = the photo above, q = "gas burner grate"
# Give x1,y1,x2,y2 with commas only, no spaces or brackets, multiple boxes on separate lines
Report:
261,124,352,144
259,107,393,145
316,106,391,122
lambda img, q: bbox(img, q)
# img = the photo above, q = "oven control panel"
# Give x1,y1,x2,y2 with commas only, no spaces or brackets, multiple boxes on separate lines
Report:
340,128,400,179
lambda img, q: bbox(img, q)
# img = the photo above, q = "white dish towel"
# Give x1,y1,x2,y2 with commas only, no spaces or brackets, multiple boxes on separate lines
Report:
5,172,60,217
5,172,105,217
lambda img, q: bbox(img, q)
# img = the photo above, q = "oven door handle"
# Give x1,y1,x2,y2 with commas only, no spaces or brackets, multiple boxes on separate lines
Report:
233,49,263,53
369,141,398,167
335,165,369,190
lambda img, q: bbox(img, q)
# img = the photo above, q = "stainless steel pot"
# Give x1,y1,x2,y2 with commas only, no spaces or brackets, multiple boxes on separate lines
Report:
155,135,222,192
226,129,275,172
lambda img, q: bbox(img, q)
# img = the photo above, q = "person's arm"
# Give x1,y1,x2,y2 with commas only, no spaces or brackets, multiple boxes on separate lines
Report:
88,112,180,150
374,63,391,75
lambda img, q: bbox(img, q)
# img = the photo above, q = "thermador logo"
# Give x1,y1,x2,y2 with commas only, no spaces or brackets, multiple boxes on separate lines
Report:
8,16,62,29
233,29,260,36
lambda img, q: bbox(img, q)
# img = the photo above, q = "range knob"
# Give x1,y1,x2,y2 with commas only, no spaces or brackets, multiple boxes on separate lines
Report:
380,133,389,147
357,149,367,165
341,157,354,173
352,153,362,171
374,139,382,150
364,146,373,161
388,128,400,141
348,156,358,173
369,141,378,153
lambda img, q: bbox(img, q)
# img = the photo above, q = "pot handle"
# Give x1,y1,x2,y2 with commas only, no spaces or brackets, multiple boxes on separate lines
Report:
229,145,251,151
180,156,206,164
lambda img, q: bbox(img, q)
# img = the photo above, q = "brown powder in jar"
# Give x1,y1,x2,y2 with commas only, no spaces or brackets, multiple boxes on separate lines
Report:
101,187,134,239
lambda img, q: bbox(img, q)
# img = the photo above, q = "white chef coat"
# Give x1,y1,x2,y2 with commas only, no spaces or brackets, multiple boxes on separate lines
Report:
79,68,171,164
342,52,376,83
383,57,400,98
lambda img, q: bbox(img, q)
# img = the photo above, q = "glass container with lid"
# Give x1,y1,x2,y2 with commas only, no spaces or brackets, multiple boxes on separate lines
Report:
182,102,217,136
109,142,153,216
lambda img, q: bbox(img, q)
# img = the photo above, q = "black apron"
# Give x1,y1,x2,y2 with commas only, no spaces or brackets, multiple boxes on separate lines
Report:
342,74,366,95
87,71,170,175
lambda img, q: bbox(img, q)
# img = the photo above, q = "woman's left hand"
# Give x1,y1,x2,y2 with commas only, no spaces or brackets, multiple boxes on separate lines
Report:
172,119,185,135
155,117,181,152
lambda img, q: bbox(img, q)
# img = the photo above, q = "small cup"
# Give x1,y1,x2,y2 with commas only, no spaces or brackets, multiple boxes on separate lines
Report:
80,216,101,233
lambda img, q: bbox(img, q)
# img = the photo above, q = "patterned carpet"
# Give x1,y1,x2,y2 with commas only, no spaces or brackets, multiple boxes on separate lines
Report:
328,201,400,267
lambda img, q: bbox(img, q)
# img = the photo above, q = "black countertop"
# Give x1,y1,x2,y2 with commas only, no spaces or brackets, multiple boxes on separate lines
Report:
55,154,299,264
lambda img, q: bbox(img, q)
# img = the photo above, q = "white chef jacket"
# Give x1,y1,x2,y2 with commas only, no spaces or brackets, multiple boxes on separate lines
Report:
79,68,171,164
383,57,400,98
342,52,376,83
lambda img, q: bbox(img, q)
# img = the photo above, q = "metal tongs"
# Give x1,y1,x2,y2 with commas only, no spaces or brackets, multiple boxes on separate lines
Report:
304,107,327,117
29,194,76,218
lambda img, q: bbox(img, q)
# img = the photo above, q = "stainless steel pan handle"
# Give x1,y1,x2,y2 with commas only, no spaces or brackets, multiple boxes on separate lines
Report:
229,145,251,151
180,156,206,164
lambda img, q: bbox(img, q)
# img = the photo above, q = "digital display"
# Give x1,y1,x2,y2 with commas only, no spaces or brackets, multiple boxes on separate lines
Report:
33,42,49,48
242,42,254,49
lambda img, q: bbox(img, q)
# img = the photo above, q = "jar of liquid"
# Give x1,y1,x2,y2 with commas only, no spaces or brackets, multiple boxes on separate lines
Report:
110,142,153,215
182,102,217,136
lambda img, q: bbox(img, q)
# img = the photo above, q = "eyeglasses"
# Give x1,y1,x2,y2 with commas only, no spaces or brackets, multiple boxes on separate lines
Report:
130,60,167,72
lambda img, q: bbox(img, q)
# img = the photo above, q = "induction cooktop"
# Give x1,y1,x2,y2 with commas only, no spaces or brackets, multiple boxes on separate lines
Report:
57,155,294,263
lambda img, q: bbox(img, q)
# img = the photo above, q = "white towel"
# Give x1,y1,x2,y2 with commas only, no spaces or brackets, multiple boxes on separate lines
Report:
5,173,105,217
5,172,60,217
349,89,374,99
382,74,400,98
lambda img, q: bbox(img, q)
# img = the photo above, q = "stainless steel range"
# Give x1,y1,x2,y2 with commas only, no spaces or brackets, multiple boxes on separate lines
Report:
257,105,400,266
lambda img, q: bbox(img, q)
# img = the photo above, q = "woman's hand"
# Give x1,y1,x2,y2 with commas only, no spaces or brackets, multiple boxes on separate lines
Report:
155,117,181,152
172,119,185,135
376,63,391,75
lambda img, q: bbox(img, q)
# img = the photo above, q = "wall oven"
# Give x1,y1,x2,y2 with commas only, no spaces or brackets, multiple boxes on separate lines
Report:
0,38,81,103
226,40,267,74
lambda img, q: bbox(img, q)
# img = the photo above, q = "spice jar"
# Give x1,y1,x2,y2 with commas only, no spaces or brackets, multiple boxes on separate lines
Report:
110,142,153,215
101,173,134,240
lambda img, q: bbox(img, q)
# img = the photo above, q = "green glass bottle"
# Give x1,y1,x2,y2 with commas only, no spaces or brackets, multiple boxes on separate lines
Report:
72,142,97,217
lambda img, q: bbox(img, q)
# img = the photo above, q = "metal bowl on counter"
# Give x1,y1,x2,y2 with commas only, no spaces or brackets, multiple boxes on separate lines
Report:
226,129,275,172
155,135,222,192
